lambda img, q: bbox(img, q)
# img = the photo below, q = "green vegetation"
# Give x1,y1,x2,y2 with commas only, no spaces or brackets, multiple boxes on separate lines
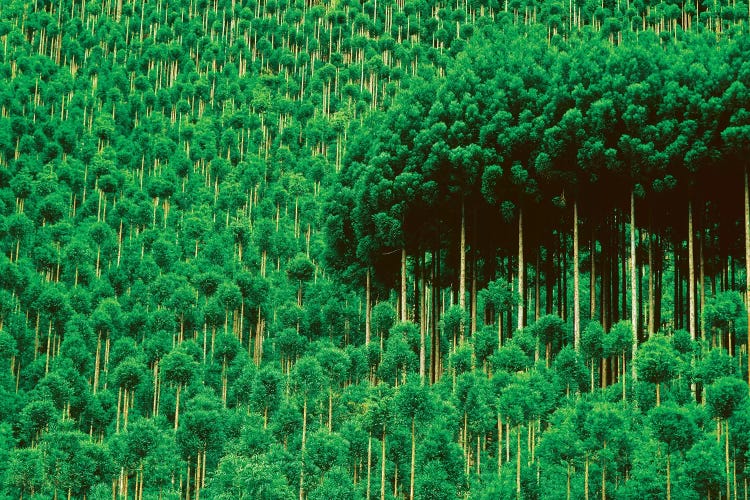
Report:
2,0,750,498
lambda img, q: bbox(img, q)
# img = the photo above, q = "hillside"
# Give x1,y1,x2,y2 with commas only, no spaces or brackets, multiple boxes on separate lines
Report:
2,0,750,498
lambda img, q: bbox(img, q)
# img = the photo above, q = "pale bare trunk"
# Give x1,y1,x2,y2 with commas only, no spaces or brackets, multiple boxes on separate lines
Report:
366,269,371,346
727,420,731,500
401,248,407,322
518,209,524,331
367,434,372,500
174,384,181,430
410,418,416,500
300,398,307,500
498,415,503,474
381,427,386,500
460,201,466,340
688,200,696,340
420,260,426,383
631,190,638,380
516,425,521,500
585,454,589,500
573,201,581,352
648,228,654,335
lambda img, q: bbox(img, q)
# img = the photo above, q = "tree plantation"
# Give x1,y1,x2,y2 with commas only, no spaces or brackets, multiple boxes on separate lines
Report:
2,0,750,498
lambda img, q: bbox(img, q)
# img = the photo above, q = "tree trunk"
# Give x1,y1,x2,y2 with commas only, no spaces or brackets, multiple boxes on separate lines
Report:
381,427,387,500
591,235,597,321
631,190,638,379
674,240,681,331
655,234,663,331
367,434,372,500
518,208,524,331
688,200,696,340
460,200,466,340
648,223,655,335
573,201,581,352
656,382,660,407
420,256,427,383
152,361,159,417
604,222,612,331
585,454,589,500
516,425,522,500
401,248,407,322
471,213,478,335
366,269,371,346
546,244,555,316
410,417,416,500
602,443,607,500
300,398,308,500
174,384,181,430
497,415,503,474
727,419,731,500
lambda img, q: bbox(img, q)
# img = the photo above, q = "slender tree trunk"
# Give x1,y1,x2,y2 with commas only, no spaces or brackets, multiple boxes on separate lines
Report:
300,398,308,500
367,434,372,500
174,384,181,430
655,234,663,331
410,417,416,500
727,420,731,500
648,222,655,335
656,382,660,407
420,256,427,383
536,249,541,322
401,248,407,322
366,269,371,346
471,212,478,335
497,415,503,474
460,200,466,340
516,425,521,500
699,226,705,339
631,190,638,379
602,442,607,500
585,454,589,500
546,245,555,316
381,427,386,500
688,200,696,340
573,200,581,352
591,235,597,321
518,209,524,331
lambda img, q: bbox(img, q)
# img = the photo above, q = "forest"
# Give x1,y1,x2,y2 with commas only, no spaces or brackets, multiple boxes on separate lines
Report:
1,0,750,498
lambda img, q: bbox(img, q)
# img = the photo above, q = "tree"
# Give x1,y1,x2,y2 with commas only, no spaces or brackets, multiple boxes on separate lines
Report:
538,407,584,500
291,356,324,500
287,253,316,306
702,291,745,355
648,403,698,499
636,334,681,406
161,349,197,430
394,375,434,500
7,447,45,498
706,376,748,499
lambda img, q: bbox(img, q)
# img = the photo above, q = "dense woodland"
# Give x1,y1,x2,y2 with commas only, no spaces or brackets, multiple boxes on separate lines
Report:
2,0,750,498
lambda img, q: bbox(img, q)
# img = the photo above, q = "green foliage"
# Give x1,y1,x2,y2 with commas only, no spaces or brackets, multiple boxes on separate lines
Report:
649,403,698,454
636,334,681,385
706,376,748,420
